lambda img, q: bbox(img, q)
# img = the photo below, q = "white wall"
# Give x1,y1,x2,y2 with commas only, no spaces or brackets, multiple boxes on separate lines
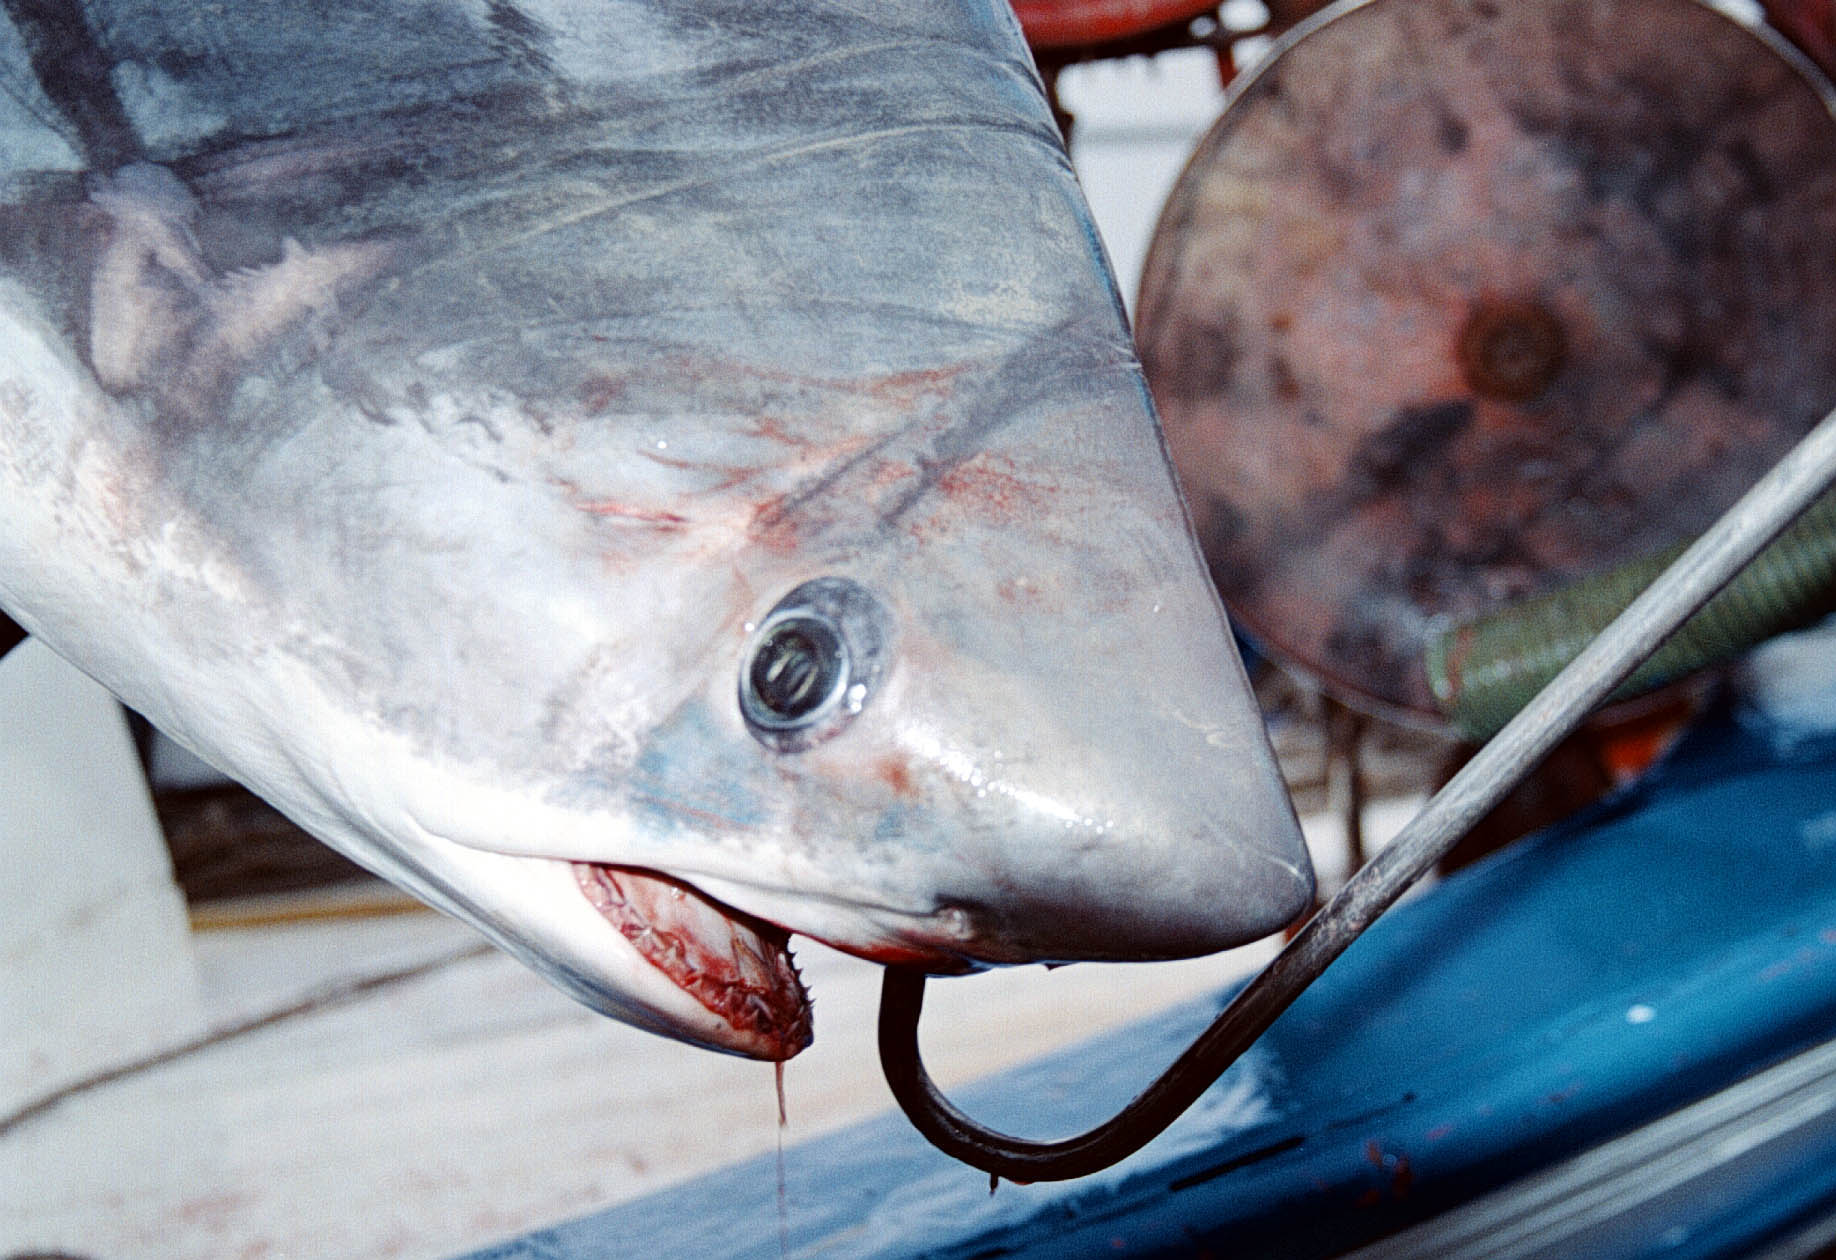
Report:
1062,47,1232,313
0,641,202,1111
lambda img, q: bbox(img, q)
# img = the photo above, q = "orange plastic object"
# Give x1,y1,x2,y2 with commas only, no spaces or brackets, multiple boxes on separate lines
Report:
1012,0,1220,50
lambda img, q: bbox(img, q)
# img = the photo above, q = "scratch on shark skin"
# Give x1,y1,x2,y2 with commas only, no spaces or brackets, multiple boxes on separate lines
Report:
403,118,1061,284
755,426,914,533
576,501,690,528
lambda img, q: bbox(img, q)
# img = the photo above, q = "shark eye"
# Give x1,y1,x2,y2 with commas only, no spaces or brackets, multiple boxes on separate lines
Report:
740,578,889,751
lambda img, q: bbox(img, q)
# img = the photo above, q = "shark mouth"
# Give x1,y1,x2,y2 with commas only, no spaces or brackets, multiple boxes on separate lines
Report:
574,863,813,1059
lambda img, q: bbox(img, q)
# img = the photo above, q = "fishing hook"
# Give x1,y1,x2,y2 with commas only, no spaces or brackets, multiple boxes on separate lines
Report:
879,401,1836,1183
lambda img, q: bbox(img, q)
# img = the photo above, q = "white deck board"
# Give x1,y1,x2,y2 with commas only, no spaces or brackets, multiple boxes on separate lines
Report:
4,911,1279,1260
0,642,204,1111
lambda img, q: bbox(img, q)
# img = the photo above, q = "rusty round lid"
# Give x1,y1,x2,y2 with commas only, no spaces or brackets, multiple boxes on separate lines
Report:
1138,0,1836,721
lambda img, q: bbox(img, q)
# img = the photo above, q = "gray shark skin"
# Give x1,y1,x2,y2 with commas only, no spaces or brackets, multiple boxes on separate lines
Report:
0,0,1309,1058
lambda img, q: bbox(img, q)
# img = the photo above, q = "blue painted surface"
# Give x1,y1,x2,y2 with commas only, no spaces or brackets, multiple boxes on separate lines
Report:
1585,1099,1836,1260
466,702,1836,1258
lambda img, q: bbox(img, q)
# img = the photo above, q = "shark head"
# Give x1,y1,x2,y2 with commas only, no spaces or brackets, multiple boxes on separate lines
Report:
0,0,1310,1058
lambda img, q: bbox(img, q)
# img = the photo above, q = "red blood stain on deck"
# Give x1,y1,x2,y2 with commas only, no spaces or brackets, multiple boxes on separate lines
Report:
1360,1141,1413,1201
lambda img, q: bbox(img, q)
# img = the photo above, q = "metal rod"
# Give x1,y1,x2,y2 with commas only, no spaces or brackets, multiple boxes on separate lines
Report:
879,402,1836,1183
1326,698,1367,873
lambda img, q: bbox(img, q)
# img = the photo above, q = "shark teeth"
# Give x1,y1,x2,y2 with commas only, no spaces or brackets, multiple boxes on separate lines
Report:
574,863,813,1059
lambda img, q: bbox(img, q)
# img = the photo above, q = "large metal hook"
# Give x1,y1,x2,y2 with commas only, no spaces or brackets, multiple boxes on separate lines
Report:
879,403,1836,1183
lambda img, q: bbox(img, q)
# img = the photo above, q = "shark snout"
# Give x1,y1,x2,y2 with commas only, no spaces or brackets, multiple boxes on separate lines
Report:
904,749,1315,966
856,583,1315,968
944,836,1314,966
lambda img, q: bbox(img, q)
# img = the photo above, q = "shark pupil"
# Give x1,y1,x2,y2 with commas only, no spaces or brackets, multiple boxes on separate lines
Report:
751,620,843,721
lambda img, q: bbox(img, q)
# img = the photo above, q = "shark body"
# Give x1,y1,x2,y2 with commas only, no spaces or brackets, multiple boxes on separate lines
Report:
0,0,1309,1058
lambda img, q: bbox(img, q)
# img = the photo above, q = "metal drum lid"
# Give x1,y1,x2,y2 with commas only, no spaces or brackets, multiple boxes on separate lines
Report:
1138,0,1836,721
